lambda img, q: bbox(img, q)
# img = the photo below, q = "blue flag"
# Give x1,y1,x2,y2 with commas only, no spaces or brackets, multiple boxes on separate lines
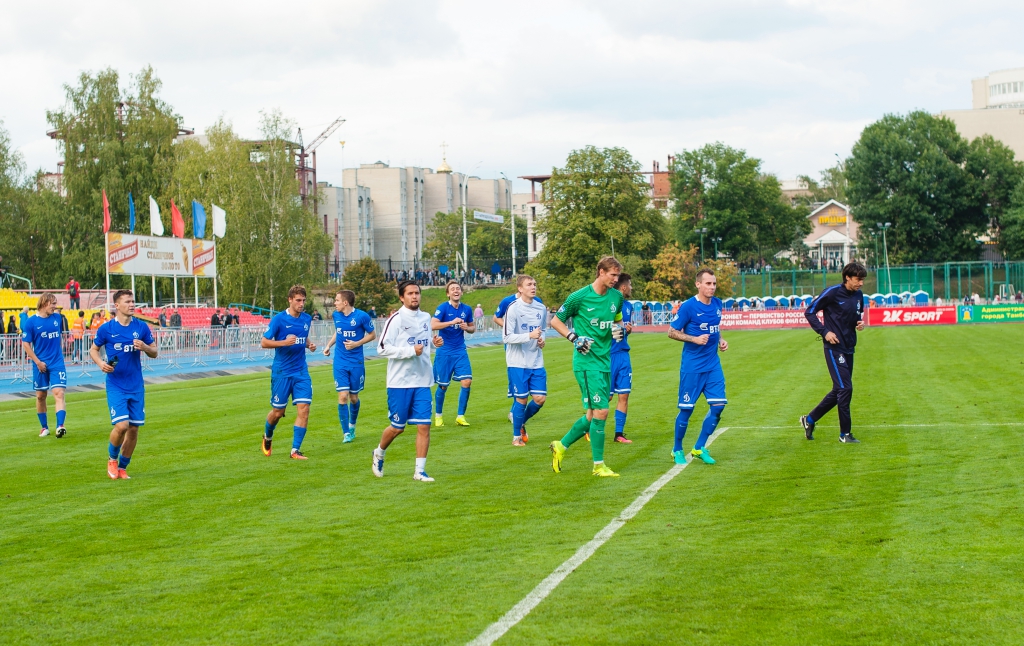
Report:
128,192,136,233
192,200,207,238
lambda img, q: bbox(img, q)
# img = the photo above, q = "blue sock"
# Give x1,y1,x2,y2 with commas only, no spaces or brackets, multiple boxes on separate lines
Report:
292,426,307,452
56,410,66,428
615,410,627,435
673,409,693,453
695,406,725,450
435,386,446,415
524,400,542,423
264,420,277,439
117,454,131,470
350,400,361,425
108,442,120,460
338,403,350,434
37,413,48,429
806,414,815,426
458,386,471,416
511,400,527,437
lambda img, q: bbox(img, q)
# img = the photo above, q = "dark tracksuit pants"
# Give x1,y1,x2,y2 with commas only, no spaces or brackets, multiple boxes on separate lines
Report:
809,346,854,435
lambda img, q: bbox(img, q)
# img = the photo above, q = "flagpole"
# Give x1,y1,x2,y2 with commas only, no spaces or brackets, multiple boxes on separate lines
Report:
194,275,199,307
131,274,136,300
104,233,110,307
214,277,218,309
174,274,178,307
152,275,156,307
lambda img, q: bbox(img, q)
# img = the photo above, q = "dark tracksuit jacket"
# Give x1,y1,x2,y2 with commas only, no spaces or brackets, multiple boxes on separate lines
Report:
804,284,863,434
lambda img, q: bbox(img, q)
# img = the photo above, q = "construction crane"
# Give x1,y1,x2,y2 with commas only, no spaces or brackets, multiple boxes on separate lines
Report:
295,117,346,213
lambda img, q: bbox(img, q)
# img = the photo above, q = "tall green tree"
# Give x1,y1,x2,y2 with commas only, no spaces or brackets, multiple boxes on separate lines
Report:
795,161,849,207
171,113,331,311
45,66,181,286
966,134,1024,243
526,146,666,302
846,111,993,263
669,143,810,266
340,256,397,315
422,208,527,269
998,178,1024,260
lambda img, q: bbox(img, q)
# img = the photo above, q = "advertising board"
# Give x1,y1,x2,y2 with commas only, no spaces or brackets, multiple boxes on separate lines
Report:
957,304,1024,324
106,233,216,277
721,310,809,330
864,306,957,326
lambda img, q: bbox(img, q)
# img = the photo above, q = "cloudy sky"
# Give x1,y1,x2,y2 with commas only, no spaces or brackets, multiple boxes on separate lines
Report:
2,0,1022,192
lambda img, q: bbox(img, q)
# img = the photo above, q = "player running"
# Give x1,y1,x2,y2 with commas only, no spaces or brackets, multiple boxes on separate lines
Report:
21,293,69,438
372,281,444,482
260,285,317,460
503,275,548,446
494,287,544,421
548,256,625,477
609,273,634,444
323,289,376,443
668,269,729,465
800,262,867,443
90,290,158,479
431,280,476,427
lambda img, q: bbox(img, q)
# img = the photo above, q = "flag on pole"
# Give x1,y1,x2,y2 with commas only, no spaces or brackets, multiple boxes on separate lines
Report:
192,200,207,238
149,195,164,236
102,189,111,233
128,192,136,234
212,204,226,238
170,199,185,238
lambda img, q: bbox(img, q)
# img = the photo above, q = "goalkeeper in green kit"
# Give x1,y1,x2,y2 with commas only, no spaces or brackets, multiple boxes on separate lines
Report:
548,256,625,477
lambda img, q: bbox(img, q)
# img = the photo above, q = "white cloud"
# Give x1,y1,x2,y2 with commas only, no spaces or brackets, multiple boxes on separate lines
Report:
1,0,1022,192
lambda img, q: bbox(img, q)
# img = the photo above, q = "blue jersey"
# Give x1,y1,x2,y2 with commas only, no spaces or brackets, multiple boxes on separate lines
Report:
22,314,65,368
495,293,543,319
264,311,312,378
93,317,155,393
332,308,375,368
611,300,633,354
433,301,474,353
671,296,723,373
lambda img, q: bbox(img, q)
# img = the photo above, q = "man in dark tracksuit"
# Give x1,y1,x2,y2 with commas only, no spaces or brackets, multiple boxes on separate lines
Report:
801,262,867,443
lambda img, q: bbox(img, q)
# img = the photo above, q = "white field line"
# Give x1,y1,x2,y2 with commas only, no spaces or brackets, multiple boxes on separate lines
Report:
729,422,1024,429
467,427,729,646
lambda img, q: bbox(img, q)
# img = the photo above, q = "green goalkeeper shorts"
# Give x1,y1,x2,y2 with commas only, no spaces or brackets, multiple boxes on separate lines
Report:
574,370,611,410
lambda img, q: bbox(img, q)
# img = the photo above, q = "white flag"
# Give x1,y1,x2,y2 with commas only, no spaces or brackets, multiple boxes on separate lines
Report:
149,195,164,236
212,204,226,238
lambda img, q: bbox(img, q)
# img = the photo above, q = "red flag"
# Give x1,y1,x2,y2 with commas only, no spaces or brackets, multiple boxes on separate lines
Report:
170,199,185,238
102,189,111,233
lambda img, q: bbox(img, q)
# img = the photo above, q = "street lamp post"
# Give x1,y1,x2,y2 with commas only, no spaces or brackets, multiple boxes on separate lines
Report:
500,172,516,275
877,222,892,292
713,237,722,260
695,227,708,263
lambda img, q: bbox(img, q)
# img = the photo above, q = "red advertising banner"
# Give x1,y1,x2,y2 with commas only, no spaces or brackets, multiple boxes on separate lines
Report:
864,306,957,326
721,310,810,330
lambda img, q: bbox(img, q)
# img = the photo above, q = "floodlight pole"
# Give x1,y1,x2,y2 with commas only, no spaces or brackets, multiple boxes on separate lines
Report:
713,237,722,260
501,172,516,275
877,222,892,292
695,227,708,263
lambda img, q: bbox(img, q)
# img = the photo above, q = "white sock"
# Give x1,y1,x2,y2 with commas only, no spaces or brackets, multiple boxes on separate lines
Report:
376,446,386,456
415,457,427,473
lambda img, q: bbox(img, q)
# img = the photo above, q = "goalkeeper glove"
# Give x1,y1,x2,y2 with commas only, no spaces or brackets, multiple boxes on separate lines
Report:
567,332,593,355
611,323,624,341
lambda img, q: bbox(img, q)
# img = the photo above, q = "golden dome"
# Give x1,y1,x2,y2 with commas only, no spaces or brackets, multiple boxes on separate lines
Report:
437,157,452,174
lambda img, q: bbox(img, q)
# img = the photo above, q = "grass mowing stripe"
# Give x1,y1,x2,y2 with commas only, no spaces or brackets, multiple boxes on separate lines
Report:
468,427,729,646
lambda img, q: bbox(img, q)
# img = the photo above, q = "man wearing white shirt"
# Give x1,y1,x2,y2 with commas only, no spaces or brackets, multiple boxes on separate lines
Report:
503,275,548,446
372,281,444,482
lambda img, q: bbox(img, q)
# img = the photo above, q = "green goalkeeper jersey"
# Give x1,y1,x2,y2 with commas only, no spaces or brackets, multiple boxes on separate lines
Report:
556,284,624,372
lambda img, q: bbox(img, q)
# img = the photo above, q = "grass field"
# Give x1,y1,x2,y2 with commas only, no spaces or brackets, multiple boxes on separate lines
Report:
2,325,1024,645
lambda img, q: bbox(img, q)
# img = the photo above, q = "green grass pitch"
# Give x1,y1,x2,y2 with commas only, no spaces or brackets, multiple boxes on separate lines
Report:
2,325,1024,645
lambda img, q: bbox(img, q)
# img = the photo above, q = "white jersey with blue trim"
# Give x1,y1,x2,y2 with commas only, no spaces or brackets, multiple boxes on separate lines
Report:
503,297,547,369
377,306,434,388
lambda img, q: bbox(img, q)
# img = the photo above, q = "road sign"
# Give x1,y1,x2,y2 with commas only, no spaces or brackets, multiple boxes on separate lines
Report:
473,211,503,223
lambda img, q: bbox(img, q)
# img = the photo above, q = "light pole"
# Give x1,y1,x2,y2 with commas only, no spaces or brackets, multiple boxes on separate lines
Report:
713,237,722,260
695,227,708,263
500,172,516,275
877,222,892,292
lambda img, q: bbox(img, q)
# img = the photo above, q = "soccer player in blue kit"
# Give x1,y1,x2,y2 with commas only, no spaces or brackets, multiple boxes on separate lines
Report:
431,280,476,427
21,293,69,438
89,290,158,479
609,273,634,444
323,289,376,443
260,285,317,460
801,262,867,443
668,268,729,465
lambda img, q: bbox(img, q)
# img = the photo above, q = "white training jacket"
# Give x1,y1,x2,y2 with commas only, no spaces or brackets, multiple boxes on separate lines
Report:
377,306,434,388
503,297,547,369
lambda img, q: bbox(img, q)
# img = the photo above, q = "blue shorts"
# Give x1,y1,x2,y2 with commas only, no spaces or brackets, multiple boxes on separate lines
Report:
107,389,145,426
334,363,366,393
386,387,432,428
271,374,313,409
507,367,547,398
433,351,472,386
33,363,68,391
610,352,632,395
678,366,727,409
